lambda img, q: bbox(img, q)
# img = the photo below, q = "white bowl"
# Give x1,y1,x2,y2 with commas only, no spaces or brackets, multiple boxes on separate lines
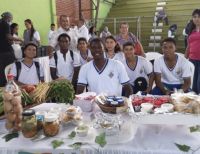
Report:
141,103,153,113
75,125,89,137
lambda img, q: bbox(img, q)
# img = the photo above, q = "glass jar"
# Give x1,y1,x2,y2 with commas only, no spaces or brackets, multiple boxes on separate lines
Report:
21,109,37,138
43,113,59,137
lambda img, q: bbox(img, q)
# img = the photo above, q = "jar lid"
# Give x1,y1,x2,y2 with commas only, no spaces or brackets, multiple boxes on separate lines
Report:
44,113,58,122
22,109,35,116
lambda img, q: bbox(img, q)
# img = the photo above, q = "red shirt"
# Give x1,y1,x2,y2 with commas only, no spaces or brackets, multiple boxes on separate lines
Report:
188,30,200,60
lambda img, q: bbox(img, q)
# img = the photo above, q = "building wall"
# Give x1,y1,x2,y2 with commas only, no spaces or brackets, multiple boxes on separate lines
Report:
0,0,55,45
56,0,92,25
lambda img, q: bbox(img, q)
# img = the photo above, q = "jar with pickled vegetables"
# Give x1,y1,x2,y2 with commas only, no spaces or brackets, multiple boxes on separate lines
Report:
43,113,59,137
21,109,37,138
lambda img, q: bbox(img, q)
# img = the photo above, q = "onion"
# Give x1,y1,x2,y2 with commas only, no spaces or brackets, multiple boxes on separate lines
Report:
5,121,14,130
6,112,16,122
4,101,13,112
11,96,21,106
3,92,13,101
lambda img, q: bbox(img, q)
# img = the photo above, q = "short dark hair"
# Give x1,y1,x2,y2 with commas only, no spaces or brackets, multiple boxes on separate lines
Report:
90,38,103,47
78,37,87,44
24,42,38,52
161,37,176,46
58,33,71,42
123,41,135,49
51,23,55,26
192,9,200,16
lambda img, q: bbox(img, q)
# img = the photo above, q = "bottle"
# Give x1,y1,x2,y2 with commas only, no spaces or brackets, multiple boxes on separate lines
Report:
3,74,22,132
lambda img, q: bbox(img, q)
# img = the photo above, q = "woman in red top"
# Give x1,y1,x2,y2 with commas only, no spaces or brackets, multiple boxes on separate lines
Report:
185,9,200,94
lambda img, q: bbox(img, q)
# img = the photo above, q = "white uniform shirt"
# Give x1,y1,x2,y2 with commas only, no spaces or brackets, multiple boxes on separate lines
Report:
49,27,78,51
78,25,89,41
49,50,81,81
78,49,93,65
154,54,191,84
104,52,124,61
121,56,153,86
77,59,130,95
10,61,44,85
48,30,55,44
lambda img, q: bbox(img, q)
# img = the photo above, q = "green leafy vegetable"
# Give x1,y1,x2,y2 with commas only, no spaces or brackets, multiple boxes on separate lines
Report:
3,132,19,142
175,143,191,152
51,140,64,149
95,132,107,147
69,142,83,149
47,80,75,104
68,131,76,139
189,125,200,133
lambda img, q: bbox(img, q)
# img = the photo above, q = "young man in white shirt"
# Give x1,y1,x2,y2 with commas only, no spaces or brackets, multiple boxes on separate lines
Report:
77,37,93,65
48,23,55,44
152,38,191,95
77,19,89,41
49,33,81,90
48,15,78,56
76,38,133,97
11,42,44,85
122,42,154,94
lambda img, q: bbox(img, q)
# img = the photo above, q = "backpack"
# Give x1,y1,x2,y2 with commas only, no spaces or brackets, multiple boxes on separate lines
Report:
54,50,74,67
15,61,40,81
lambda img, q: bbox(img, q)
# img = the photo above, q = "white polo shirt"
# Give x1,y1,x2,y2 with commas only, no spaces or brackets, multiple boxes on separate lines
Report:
77,59,130,95
78,25,89,41
104,52,124,61
49,50,81,81
121,56,153,86
49,27,78,51
78,49,93,65
154,54,191,84
10,61,44,85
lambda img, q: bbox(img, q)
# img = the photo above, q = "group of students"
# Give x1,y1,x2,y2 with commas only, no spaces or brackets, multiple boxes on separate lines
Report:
10,33,193,97
2,8,200,96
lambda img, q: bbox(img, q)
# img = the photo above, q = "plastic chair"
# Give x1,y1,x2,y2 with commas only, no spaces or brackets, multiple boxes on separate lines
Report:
145,52,162,61
4,63,13,81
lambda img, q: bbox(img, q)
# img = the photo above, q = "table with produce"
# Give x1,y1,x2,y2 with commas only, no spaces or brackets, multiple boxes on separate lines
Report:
1,80,200,154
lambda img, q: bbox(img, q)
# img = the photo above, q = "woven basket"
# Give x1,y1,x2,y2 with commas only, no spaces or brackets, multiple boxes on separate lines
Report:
95,96,128,114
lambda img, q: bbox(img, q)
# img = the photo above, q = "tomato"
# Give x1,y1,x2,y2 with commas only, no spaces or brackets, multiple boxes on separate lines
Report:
21,85,36,93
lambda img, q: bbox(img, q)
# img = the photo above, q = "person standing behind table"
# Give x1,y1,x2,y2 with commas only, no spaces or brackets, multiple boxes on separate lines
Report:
0,12,23,86
77,19,89,41
49,33,81,90
48,15,78,56
185,9,200,94
77,37,93,65
104,35,124,61
23,19,40,47
88,26,98,42
11,23,23,60
100,26,111,45
76,38,133,97
48,23,56,44
152,38,191,95
121,42,154,94
115,22,145,57
10,42,44,86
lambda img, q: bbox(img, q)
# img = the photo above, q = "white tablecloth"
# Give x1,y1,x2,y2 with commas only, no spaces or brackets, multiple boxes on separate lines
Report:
0,103,200,154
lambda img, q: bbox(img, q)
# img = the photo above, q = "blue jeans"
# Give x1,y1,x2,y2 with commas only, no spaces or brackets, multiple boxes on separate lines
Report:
151,83,187,95
190,59,200,94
